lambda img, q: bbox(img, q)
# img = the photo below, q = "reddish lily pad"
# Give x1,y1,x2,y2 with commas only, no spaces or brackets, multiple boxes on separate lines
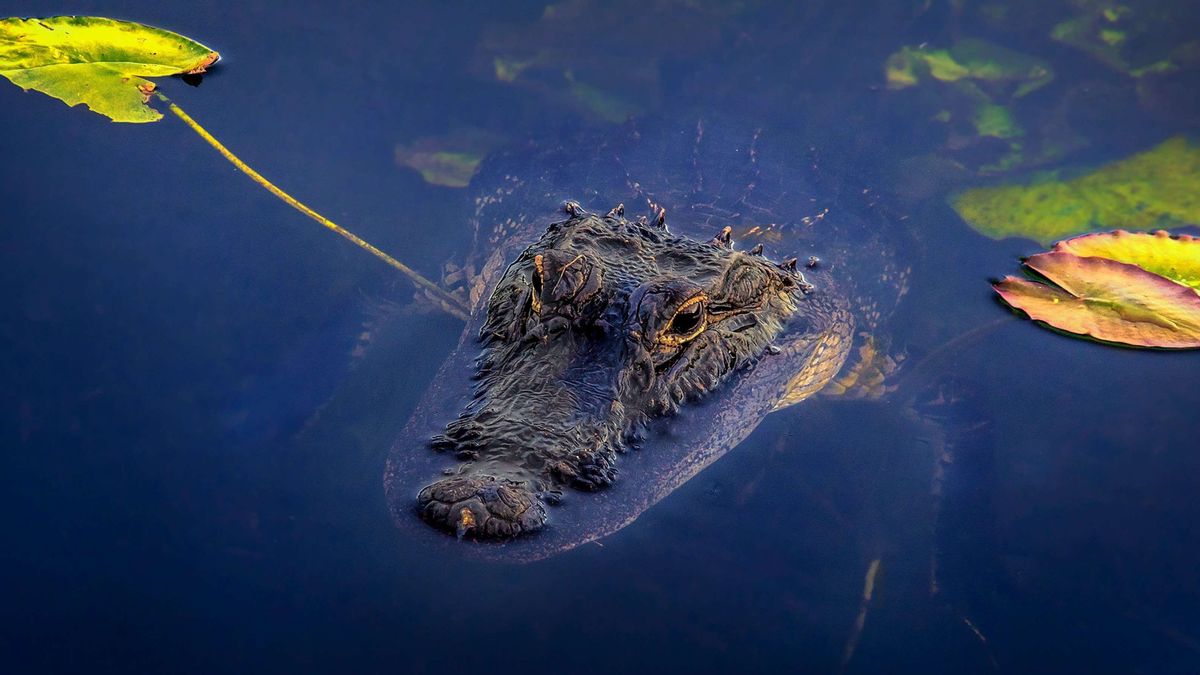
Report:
995,249,1200,349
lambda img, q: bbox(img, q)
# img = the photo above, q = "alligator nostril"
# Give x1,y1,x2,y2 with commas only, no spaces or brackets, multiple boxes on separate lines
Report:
456,507,476,540
417,475,546,540
629,347,655,391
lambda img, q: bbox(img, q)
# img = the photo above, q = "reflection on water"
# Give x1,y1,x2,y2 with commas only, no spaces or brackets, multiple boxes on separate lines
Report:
2,1,1199,672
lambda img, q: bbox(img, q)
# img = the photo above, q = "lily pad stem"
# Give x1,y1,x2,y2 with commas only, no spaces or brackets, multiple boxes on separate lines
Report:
154,91,469,321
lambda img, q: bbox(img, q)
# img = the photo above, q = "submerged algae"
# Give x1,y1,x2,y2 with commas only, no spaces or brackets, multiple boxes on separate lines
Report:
1051,0,1196,78
884,38,1058,175
952,137,1200,243
885,38,1053,97
395,130,506,188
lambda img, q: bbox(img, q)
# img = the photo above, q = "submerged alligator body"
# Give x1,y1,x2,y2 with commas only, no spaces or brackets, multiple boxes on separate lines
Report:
384,117,910,559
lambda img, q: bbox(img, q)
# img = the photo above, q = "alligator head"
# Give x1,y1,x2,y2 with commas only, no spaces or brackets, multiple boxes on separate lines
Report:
417,204,810,540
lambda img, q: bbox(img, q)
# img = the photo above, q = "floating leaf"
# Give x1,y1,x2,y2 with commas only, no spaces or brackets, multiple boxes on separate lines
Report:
994,236,1200,349
0,16,218,122
954,137,1200,244
1055,230,1200,292
0,16,466,317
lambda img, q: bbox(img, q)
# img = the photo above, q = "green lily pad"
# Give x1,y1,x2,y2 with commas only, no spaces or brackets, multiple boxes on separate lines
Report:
953,137,1200,244
0,16,219,122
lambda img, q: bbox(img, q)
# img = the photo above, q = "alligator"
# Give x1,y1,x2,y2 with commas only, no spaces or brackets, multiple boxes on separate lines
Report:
383,117,911,560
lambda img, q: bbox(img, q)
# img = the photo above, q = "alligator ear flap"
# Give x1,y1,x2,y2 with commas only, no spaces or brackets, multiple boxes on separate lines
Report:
711,226,733,249
748,243,764,256
779,257,799,273
606,203,625,218
563,201,585,217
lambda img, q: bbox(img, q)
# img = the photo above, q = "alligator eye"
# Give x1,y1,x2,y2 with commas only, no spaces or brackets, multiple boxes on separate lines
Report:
660,293,707,347
530,254,544,313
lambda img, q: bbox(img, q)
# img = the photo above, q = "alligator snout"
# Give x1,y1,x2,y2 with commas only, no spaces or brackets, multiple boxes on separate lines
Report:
417,474,547,540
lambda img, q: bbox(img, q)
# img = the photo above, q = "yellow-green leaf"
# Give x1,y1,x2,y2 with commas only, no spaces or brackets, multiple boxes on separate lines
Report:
0,16,219,123
953,137,1200,244
1055,230,1200,293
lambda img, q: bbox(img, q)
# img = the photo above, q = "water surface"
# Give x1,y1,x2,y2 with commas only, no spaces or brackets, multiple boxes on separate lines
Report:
2,1,1199,672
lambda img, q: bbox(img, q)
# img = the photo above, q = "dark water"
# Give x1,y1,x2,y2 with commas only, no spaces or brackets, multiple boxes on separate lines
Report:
2,1,1199,673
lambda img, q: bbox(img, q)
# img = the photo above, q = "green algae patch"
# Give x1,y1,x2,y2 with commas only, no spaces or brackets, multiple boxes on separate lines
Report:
396,129,506,188
885,38,1053,97
399,152,482,188
883,38,1059,176
493,56,535,83
1050,1,1190,78
563,70,643,123
952,137,1200,244
972,103,1022,139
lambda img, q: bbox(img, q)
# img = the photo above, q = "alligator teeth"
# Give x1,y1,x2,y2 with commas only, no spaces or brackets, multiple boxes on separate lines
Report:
606,203,625,218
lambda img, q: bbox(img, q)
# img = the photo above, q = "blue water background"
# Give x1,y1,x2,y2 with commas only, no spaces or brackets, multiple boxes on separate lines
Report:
2,1,1199,673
